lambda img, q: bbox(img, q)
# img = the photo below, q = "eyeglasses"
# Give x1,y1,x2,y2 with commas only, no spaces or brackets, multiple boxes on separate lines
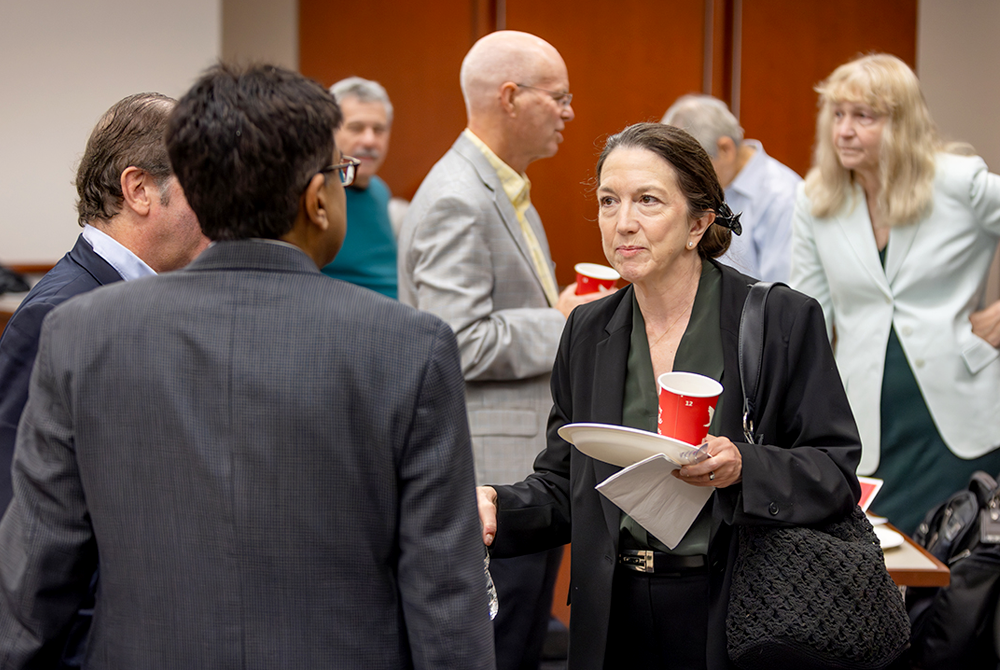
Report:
515,83,573,108
318,156,361,187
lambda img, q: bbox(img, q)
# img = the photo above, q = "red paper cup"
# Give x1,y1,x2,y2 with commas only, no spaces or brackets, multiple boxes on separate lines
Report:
657,372,723,445
574,263,620,295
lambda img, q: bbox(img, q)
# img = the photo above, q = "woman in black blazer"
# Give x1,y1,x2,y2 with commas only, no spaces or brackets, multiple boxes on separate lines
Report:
478,123,862,670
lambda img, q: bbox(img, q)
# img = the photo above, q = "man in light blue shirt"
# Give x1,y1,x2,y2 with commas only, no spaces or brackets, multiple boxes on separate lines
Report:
663,95,801,282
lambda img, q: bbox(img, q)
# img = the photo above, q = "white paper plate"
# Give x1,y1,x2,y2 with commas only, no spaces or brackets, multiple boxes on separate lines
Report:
557,423,704,468
866,513,888,526
874,525,905,550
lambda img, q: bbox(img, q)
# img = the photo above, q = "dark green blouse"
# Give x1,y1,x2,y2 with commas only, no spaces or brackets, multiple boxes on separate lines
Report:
619,260,724,555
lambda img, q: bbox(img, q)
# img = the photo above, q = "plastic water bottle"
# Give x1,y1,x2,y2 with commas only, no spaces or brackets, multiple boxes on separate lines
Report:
484,549,499,620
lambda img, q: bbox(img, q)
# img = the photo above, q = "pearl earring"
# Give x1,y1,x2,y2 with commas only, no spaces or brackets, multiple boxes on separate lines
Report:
687,241,694,248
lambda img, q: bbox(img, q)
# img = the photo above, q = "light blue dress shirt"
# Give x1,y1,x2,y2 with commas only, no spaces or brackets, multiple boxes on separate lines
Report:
82,224,156,281
719,140,801,282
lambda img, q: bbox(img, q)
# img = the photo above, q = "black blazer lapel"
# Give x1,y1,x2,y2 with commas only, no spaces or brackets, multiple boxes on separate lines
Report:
588,289,633,546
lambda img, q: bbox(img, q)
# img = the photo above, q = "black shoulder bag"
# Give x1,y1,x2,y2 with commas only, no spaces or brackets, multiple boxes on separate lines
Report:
725,281,911,670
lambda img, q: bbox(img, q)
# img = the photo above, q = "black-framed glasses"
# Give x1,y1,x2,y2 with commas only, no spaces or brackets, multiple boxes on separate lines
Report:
318,156,361,187
515,83,573,108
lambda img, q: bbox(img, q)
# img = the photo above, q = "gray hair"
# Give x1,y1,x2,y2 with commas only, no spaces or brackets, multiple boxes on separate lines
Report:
661,94,743,158
330,76,393,125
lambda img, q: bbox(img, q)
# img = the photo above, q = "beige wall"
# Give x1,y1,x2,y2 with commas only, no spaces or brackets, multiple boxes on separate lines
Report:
0,0,220,264
918,0,1000,302
222,0,298,70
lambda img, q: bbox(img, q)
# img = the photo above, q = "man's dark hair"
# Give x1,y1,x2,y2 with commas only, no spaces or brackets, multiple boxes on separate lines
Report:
75,93,176,226
166,63,342,241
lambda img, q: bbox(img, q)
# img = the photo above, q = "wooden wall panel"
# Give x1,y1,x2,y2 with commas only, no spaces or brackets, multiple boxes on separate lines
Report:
299,0,480,200
739,1,917,178
505,0,707,285
300,1,918,283
708,0,735,102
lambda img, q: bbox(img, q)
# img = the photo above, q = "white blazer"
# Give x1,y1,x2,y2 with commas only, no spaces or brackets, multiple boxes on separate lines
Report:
791,153,1000,475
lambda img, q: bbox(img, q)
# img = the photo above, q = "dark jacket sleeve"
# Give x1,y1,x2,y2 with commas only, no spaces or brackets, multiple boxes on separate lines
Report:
0,299,59,509
490,306,578,557
714,286,862,527
0,308,98,668
395,318,496,669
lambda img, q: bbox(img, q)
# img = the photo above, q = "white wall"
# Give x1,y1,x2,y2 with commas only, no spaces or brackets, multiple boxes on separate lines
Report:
918,0,1000,168
918,0,1000,302
0,0,220,263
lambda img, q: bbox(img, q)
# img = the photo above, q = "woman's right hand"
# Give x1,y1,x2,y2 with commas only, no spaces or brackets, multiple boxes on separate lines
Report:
477,486,499,546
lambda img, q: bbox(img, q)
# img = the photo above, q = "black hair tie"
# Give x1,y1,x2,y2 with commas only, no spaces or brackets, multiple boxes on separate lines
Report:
715,202,743,236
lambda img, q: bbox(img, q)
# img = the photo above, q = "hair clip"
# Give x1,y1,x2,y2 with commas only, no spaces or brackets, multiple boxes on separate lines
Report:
715,203,743,236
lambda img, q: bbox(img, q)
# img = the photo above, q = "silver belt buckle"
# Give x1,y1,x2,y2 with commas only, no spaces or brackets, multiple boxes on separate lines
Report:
620,550,654,573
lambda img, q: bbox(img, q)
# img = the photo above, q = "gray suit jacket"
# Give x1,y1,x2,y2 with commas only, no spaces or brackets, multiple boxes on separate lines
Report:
398,133,565,485
0,240,494,669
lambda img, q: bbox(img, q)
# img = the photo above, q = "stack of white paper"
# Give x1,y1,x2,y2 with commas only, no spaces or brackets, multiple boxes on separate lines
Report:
596,454,713,549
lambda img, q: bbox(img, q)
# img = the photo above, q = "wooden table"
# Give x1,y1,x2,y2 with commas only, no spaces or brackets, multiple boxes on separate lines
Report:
882,523,950,587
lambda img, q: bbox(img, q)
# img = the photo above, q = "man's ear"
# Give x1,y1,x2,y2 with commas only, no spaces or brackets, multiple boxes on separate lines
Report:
302,172,330,231
120,166,154,216
716,136,736,163
499,81,519,116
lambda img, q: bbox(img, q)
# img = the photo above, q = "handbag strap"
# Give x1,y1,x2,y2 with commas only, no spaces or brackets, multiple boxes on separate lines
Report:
738,282,786,444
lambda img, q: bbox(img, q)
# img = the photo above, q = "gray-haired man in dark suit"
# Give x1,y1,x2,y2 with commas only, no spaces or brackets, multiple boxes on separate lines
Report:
0,63,494,669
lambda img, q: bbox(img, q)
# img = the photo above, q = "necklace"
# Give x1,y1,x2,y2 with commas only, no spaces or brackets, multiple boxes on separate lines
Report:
648,308,689,350
644,270,700,350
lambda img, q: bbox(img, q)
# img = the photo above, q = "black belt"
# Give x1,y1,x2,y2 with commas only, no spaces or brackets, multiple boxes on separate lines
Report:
618,549,707,574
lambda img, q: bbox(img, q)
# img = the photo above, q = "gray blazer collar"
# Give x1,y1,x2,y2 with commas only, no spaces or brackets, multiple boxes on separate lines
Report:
186,239,320,275
451,133,553,296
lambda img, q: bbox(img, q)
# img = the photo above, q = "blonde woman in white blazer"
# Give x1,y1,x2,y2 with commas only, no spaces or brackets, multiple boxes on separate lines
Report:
791,54,1000,534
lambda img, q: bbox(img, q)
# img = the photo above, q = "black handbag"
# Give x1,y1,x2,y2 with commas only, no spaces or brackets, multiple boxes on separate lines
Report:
725,281,911,670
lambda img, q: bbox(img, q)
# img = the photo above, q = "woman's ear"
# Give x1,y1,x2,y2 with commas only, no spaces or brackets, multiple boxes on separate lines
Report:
689,210,716,245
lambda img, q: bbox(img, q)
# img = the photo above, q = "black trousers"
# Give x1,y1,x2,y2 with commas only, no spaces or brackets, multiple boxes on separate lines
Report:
490,547,563,670
604,564,710,670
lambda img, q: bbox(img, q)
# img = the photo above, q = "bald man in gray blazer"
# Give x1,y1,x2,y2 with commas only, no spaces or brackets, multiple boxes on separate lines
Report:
398,31,606,670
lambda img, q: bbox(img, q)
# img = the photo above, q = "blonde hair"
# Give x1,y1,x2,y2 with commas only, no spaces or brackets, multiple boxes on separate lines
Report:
804,54,940,226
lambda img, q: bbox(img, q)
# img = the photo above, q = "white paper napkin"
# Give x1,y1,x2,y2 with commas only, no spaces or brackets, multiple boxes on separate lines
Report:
596,453,713,549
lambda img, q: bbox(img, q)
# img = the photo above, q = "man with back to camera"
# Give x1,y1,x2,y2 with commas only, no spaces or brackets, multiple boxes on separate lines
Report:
0,93,209,512
663,94,801,282
320,76,399,298
0,92,208,669
398,30,606,670
0,63,494,669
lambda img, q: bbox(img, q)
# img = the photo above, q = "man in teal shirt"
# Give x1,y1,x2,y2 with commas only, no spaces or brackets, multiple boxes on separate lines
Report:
321,77,398,298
